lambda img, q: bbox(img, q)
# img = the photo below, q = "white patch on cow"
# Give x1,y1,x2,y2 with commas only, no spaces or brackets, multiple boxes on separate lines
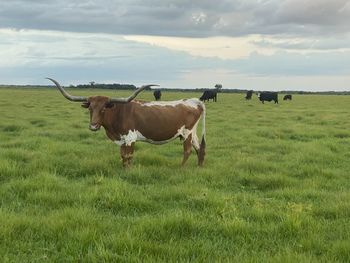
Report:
191,121,200,150
177,125,192,141
114,125,194,146
114,130,143,146
138,98,201,109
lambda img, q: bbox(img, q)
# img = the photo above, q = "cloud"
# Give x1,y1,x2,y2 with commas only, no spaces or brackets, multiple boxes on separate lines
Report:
0,1,349,92
0,0,349,37
1,29,349,89
0,29,207,85
274,0,350,26
231,51,350,76
250,34,350,51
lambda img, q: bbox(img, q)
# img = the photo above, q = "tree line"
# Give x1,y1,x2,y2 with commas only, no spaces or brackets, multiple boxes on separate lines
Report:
1,84,350,95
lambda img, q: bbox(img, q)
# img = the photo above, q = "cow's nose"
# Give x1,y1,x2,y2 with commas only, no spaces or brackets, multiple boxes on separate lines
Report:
89,123,100,131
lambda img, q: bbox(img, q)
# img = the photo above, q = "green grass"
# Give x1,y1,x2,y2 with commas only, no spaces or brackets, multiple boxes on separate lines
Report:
0,87,350,262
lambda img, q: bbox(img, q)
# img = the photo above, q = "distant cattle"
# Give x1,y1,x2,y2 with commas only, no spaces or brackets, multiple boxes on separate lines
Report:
153,90,162,101
200,90,217,102
258,92,278,104
245,90,253,100
283,94,292,101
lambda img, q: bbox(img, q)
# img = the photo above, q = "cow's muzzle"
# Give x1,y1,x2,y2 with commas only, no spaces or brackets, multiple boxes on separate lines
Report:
89,123,101,131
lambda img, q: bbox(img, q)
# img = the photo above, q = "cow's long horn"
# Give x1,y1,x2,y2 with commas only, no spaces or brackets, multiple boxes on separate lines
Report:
46,78,87,102
109,84,159,103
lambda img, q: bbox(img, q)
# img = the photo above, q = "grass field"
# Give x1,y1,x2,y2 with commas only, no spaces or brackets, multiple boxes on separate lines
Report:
0,87,350,262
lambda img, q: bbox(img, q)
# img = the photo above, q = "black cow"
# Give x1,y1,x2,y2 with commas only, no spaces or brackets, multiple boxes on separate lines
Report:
258,92,278,104
200,90,217,102
283,94,292,101
153,90,162,101
245,90,253,100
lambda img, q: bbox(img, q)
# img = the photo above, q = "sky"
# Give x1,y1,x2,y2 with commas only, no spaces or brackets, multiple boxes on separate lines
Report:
0,0,350,91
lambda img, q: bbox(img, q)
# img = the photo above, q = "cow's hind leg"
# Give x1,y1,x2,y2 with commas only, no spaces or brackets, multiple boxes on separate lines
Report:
192,133,205,166
192,133,201,163
120,143,134,168
182,134,192,166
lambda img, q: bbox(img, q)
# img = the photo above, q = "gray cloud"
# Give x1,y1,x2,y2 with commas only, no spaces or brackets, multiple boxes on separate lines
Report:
1,1,349,91
1,30,350,92
231,51,350,76
251,34,350,50
274,0,349,26
0,0,349,38
1,33,349,84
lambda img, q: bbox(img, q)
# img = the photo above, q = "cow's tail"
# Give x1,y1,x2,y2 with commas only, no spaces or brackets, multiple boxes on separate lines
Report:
198,102,206,166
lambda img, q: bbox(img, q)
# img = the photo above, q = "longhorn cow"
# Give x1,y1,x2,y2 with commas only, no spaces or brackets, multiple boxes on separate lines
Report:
47,78,206,167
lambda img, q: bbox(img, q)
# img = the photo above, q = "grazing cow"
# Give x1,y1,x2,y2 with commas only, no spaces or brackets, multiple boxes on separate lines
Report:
153,89,162,101
245,90,253,100
257,92,278,104
200,90,217,102
283,94,292,101
47,78,206,167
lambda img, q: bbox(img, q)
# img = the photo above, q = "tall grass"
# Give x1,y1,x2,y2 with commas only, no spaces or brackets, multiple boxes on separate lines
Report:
0,88,350,262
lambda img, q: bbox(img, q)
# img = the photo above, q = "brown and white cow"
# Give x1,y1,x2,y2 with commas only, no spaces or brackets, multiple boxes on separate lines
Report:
47,78,206,167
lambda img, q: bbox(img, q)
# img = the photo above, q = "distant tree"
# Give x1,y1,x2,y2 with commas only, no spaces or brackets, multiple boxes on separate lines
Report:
89,81,95,87
215,84,222,92
215,84,222,90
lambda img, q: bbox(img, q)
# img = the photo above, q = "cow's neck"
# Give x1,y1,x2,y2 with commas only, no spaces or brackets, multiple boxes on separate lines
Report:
102,103,131,141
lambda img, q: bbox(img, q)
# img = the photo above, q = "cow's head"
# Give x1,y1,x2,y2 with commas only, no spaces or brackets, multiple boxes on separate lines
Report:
81,96,114,131
47,78,158,132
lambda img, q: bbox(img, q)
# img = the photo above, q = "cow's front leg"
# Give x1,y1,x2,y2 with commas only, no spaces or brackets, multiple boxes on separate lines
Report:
120,143,135,167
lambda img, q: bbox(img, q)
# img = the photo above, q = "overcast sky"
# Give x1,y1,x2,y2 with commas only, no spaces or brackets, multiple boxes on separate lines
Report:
1,0,350,91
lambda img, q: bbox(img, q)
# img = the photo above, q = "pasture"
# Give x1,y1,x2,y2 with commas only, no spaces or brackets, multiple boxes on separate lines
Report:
0,87,350,262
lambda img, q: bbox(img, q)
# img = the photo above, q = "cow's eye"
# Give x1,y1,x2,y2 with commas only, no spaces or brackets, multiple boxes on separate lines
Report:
105,102,114,108
81,102,90,108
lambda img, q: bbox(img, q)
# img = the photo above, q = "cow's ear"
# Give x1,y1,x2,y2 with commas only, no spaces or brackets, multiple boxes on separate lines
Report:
105,101,114,108
81,102,90,108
